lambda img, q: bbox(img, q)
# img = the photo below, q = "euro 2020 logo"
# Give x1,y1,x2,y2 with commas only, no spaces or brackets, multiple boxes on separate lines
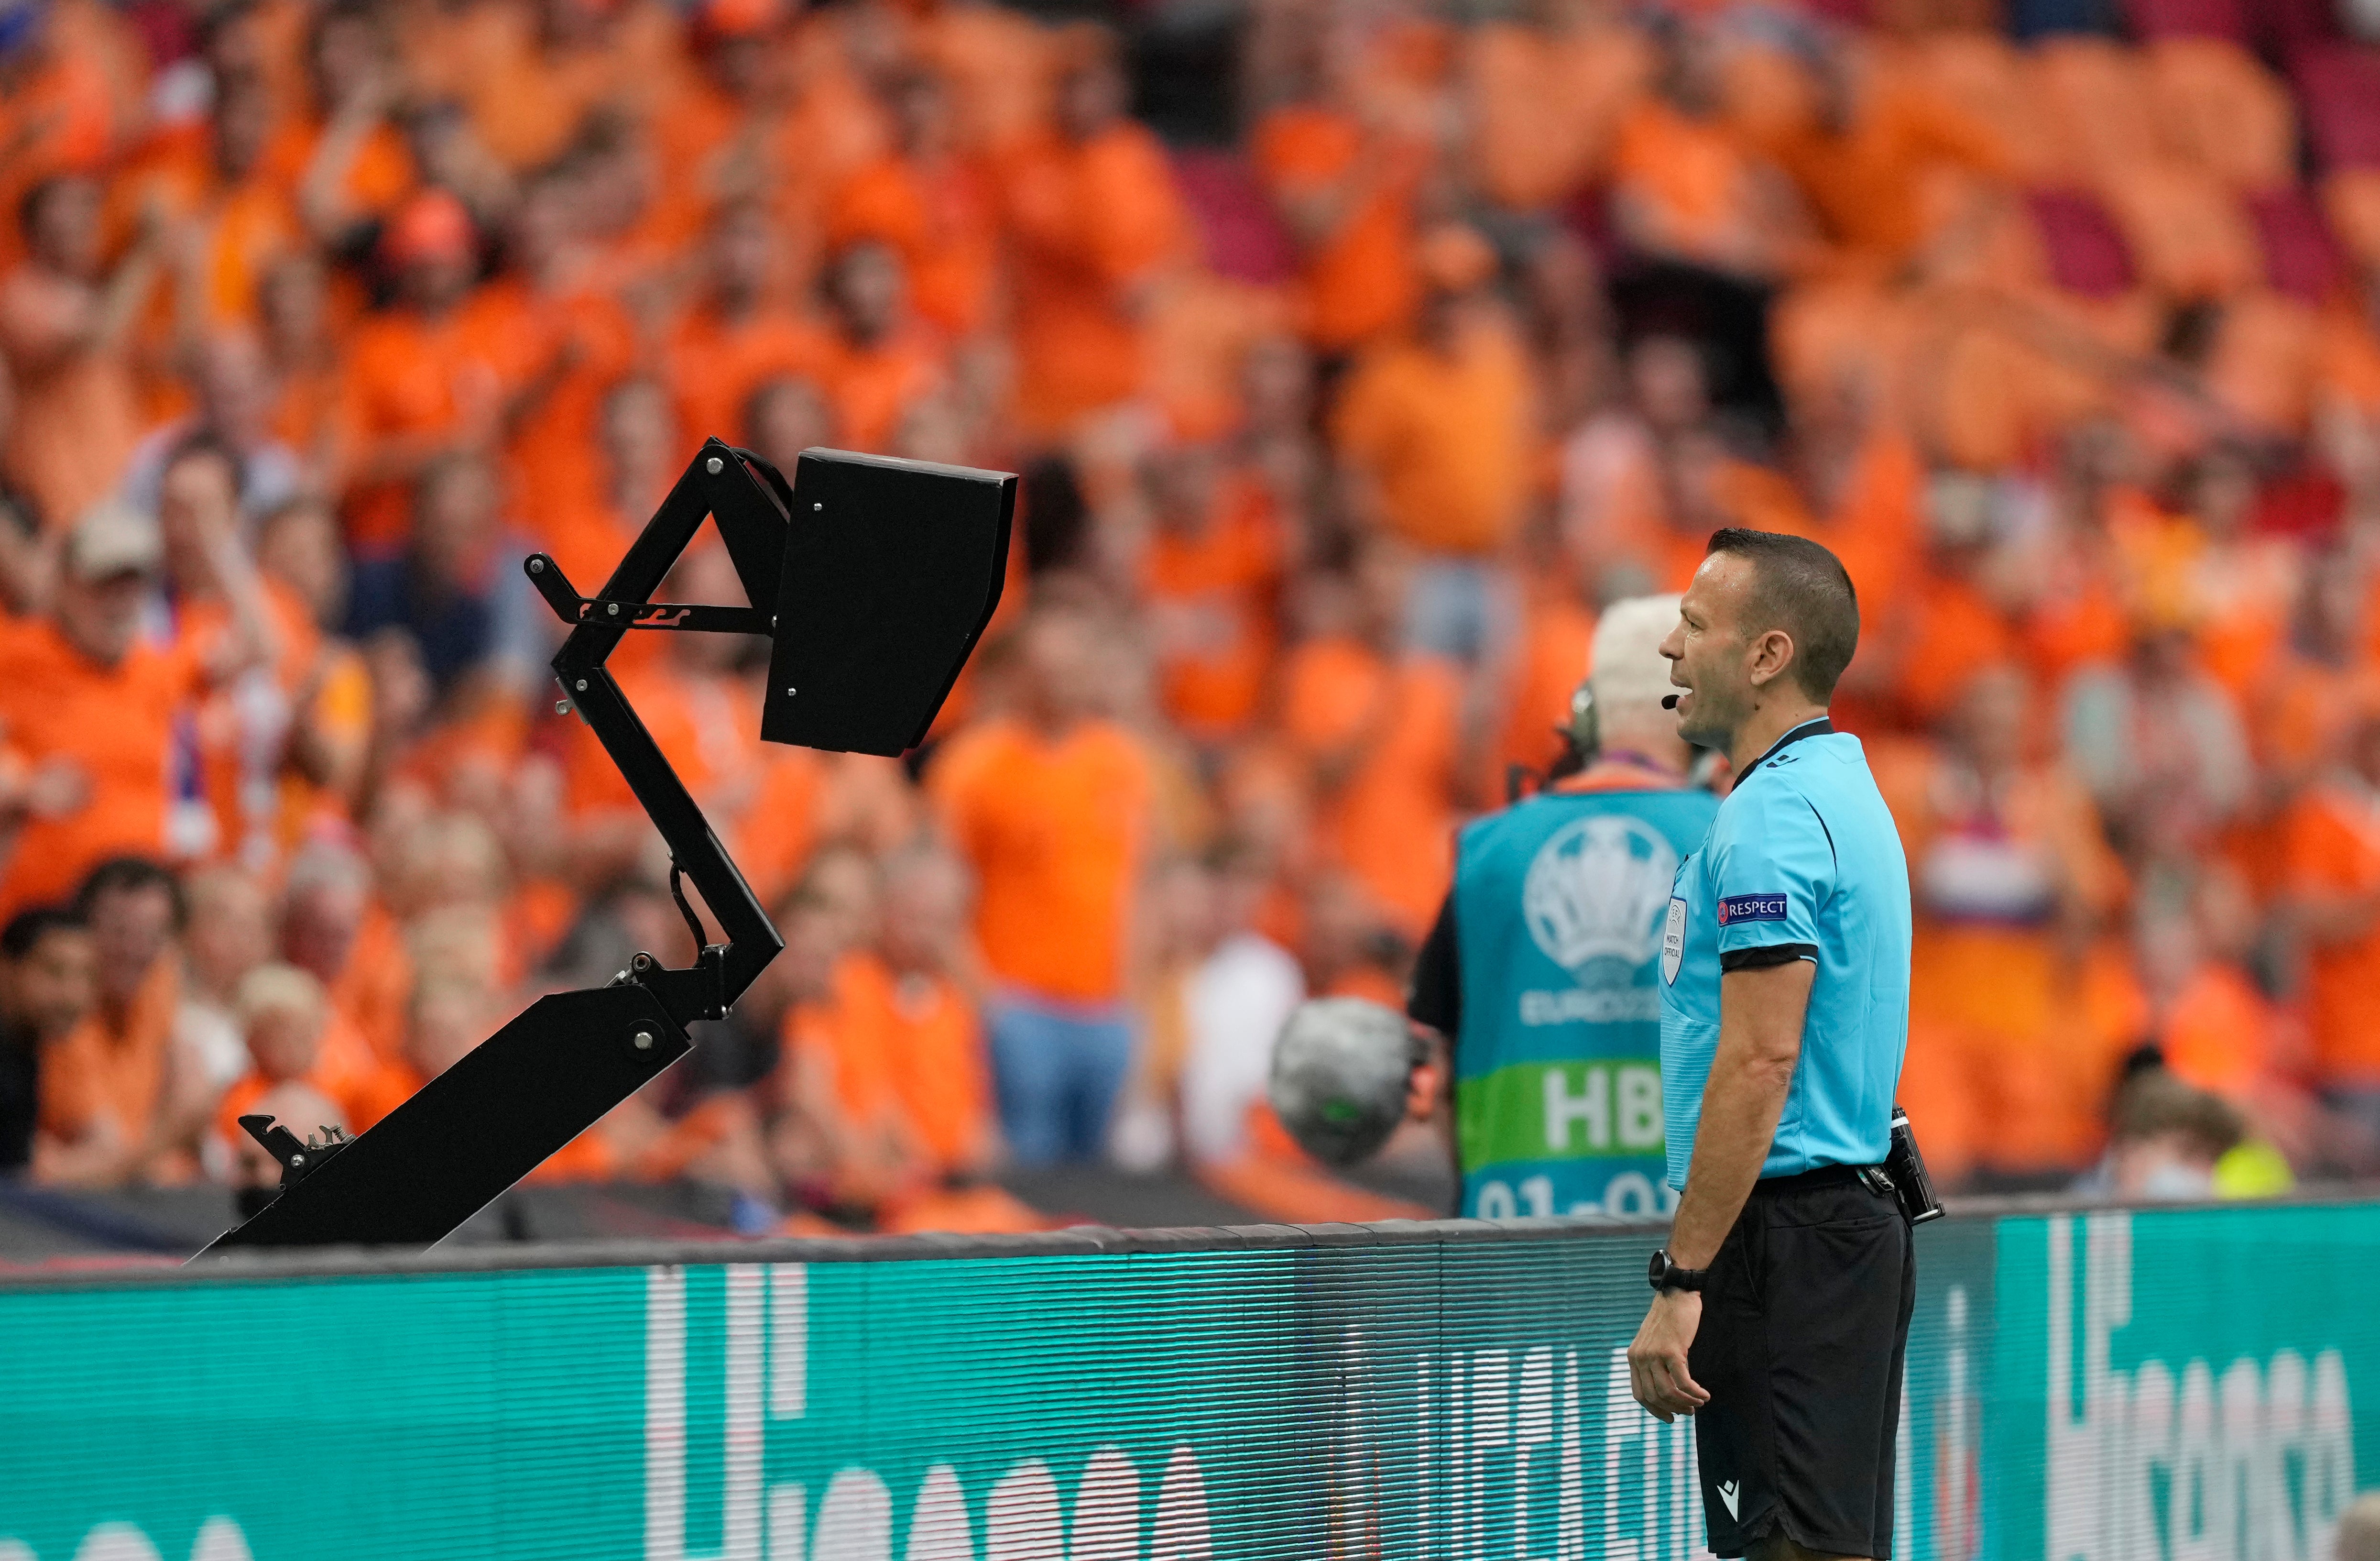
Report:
1522,814,1680,983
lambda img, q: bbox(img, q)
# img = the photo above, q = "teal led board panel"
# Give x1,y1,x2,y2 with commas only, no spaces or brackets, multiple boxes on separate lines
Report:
0,1203,2369,1560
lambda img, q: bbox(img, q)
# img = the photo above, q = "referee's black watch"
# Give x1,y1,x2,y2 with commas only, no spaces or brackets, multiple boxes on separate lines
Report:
1648,1248,1707,1294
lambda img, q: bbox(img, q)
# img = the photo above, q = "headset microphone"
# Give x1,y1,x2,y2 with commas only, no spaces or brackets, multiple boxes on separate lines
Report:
1663,694,1681,709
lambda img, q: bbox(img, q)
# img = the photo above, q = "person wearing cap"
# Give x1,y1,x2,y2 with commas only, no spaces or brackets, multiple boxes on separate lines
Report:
1330,221,1533,668
337,189,514,557
0,495,276,915
1630,528,1915,1561
1404,595,1719,1219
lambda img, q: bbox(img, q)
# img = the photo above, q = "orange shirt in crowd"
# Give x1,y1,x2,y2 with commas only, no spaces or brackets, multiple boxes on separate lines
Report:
1279,637,1463,937
822,326,947,453
795,951,991,1176
0,619,206,914
0,259,147,531
2284,782,2380,1088
331,904,415,1065
213,1009,406,1145
1465,20,1649,212
665,305,833,450
38,956,178,1168
929,715,1155,1003
336,289,549,554
489,276,639,513
1140,477,1284,742
1494,593,1596,789
1609,99,1766,268
1253,104,1421,353
827,154,1002,340
999,120,1187,435
1332,312,1534,557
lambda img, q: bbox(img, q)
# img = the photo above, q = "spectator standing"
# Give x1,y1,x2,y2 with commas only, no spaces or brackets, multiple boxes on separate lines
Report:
0,176,164,532
1332,223,1533,667
930,604,1156,1164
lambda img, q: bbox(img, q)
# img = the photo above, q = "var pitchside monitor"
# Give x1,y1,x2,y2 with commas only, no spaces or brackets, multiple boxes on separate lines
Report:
763,448,1017,757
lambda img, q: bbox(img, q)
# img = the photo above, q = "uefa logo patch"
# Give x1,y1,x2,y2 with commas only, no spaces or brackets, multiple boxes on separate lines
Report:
1717,893,1789,926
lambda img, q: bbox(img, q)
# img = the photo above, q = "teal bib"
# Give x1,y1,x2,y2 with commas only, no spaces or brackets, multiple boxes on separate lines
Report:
1450,783,1719,1219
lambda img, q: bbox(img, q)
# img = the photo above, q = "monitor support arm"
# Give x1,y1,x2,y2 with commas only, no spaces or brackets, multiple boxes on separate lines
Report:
526,439,793,1024
197,441,791,1255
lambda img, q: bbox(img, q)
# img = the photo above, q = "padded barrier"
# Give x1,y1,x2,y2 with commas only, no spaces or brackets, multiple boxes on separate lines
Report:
0,1195,2371,1560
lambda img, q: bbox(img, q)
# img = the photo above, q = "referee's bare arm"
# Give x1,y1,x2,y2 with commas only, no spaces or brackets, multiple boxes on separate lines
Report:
1627,959,1815,1421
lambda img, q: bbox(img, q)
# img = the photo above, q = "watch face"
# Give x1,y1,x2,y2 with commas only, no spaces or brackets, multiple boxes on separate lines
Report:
1648,1250,1668,1286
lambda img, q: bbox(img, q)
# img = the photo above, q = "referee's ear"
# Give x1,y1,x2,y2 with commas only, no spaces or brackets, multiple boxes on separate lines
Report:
1743,626,1799,693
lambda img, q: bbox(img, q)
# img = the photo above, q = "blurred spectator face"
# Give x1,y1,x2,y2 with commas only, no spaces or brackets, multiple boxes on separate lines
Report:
1240,335,1312,438
1146,442,1222,536
282,846,373,981
412,456,501,592
828,241,906,345
185,867,272,1003
3,923,96,1041
361,627,433,749
258,499,351,630
158,444,241,582
1018,608,1104,730
2298,548,2364,660
1627,336,1709,434
55,511,160,670
212,75,275,182
406,980,493,1079
240,970,328,1082
878,850,969,976
803,845,883,955
309,6,389,111
709,205,776,310
2188,451,2258,541
893,69,954,159
191,332,274,451
259,251,330,362
602,378,679,502
743,377,831,473
24,176,103,280
87,877,176,1012
1055,50,1126,143
1951,665,2031,772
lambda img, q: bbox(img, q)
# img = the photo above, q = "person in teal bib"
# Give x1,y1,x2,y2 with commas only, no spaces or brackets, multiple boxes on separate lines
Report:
1406,595,1719,1220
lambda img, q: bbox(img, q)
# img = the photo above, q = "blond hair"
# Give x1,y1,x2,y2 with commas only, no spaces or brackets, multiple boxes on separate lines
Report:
235,964,328,1031
1589,594,1684,718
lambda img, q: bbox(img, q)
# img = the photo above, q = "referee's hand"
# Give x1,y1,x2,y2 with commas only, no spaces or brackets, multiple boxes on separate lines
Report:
1627,1292,1712,1422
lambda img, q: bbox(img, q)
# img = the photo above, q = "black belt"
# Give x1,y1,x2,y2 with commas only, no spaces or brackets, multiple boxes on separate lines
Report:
1749,1163,1886,1195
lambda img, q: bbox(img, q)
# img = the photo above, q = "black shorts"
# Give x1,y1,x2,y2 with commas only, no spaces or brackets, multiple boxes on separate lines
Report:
1688,1167,1916,1559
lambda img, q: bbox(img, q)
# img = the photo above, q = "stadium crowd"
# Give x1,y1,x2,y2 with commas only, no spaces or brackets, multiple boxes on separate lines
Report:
5,0,2380,1231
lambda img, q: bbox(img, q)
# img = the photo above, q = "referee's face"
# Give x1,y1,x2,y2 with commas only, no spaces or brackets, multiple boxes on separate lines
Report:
1659,553,1757,750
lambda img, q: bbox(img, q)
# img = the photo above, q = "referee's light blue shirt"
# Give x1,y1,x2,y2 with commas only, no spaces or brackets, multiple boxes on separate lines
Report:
1656,720,1912,1192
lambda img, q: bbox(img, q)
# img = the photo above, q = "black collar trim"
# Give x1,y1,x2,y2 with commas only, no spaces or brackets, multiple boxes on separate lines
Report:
1751,717,1833,772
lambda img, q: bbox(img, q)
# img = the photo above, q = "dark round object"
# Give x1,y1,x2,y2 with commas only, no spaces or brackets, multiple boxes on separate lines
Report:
1267,996,1418,1167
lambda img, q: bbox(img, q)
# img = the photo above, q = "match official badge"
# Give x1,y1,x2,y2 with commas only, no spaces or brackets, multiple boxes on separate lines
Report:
1661,897,1685,985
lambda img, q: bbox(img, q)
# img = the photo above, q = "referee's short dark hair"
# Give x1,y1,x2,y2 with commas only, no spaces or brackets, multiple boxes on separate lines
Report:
1705,528,1860,703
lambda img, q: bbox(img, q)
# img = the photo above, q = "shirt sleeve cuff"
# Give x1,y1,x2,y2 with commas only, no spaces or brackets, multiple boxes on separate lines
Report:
1720,943,1818,971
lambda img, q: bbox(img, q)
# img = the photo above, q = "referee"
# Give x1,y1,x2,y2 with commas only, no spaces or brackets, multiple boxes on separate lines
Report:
1630,529,1914,1561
